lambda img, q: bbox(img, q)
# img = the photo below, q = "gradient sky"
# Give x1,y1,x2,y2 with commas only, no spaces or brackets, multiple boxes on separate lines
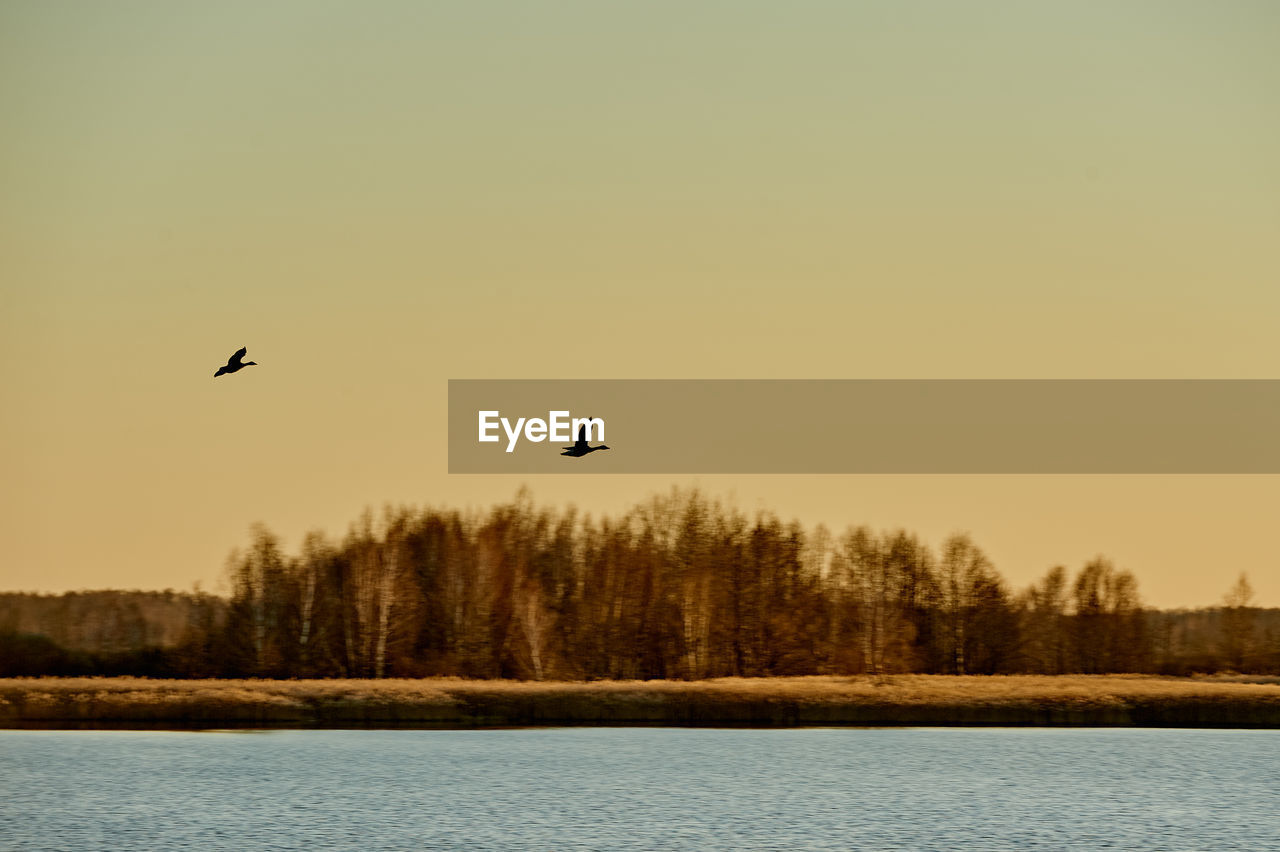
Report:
3,1,1278,607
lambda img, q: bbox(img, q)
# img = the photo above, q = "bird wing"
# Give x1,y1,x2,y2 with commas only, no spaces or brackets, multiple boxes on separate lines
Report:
563,424,592,451
228,346,248,366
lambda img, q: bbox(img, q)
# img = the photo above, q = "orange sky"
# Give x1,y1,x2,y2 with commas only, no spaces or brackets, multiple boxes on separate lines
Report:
3,2,1278,606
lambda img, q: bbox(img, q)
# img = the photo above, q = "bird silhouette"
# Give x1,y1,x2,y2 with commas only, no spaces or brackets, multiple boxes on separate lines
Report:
214,346,258,377
561,422,610,457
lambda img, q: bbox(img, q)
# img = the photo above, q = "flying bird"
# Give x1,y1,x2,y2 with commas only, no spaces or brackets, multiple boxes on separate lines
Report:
561,422,610,457
214,347,258,377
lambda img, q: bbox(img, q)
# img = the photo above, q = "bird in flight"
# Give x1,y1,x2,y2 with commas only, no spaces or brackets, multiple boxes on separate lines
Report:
561,422,610,457
214,346,258,377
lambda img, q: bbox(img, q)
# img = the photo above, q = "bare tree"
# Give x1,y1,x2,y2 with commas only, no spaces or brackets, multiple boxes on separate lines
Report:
1022,566,1069,673
937,534,981,674
227,524,288,674
295,531,332,674
1220,572,1256,671
1071,558,1147,672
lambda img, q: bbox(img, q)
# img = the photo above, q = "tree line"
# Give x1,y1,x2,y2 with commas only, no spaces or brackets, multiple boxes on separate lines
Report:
2,490,1276,678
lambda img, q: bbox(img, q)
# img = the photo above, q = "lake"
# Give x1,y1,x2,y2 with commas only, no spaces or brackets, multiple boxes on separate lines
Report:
2,728,1277,850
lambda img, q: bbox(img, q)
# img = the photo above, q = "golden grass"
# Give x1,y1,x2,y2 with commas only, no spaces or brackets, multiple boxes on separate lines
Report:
3,675,1279,728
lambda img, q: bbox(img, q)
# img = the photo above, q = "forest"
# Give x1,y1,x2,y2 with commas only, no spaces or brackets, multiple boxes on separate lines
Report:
2,489,1276,679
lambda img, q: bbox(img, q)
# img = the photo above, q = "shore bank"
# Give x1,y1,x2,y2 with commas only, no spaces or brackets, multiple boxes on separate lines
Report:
3,675,1279,729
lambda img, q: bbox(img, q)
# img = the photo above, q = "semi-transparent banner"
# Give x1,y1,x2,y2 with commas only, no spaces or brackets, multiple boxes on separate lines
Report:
448,380,1280,473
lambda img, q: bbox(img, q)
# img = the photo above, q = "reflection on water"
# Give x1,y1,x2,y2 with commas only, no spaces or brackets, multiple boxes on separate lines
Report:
2,728,1277,850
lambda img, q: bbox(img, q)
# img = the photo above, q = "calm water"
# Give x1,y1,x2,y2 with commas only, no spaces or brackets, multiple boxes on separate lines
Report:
2,728,1278,851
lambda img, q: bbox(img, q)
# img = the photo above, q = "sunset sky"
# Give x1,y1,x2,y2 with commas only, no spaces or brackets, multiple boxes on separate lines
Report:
3,1,1278,607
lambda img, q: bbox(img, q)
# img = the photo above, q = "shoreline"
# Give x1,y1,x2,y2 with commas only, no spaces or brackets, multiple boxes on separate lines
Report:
3,675,1280,730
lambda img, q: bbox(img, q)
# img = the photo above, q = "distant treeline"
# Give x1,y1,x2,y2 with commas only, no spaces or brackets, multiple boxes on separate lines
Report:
0,590,225,677
2,490,1276,679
